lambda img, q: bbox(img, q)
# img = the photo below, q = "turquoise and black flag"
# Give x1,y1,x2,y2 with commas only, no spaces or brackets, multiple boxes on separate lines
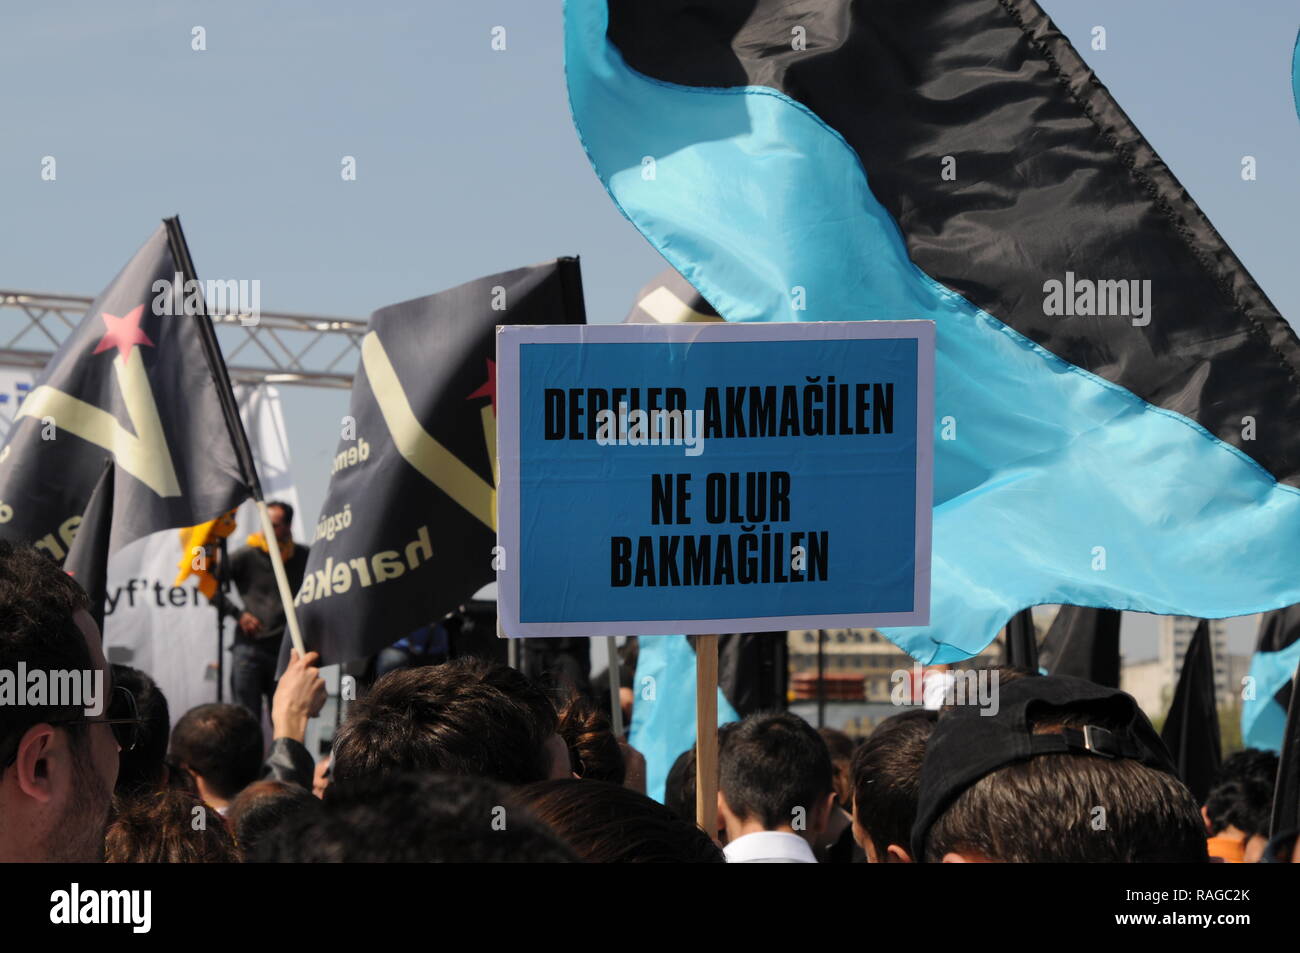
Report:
566,0,1300,662
1244,605,1300,752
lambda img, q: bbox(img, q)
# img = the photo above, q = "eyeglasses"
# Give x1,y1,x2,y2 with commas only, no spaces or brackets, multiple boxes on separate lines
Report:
1,685,144,767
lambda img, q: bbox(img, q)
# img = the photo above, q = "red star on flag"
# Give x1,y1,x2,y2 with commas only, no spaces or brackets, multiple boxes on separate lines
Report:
92,304,154,362
466,359,497,416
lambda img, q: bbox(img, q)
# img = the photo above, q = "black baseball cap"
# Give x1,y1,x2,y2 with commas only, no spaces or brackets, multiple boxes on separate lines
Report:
910,674,1177,862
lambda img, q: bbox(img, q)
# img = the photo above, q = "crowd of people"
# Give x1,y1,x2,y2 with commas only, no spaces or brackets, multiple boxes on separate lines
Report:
1,539,1297,863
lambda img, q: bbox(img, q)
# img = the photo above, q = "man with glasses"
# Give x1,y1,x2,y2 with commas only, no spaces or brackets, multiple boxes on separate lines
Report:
0,541,141,861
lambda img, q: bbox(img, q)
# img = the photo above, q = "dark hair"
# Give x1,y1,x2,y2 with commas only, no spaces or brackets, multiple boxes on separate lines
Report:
1211,748,1279,791
254,772,576,862
266,500,294,525
819,726,857,810
556,693,624,783
169,703,264,800
664,721,741,825
851,709,936,859
719,711,832,830
332,658,557,787
517,779,724,863
227,780,321,855
111,664,170,797
1203,748,1278,837
664,746,698,824
1204,778,1273,838
105,789,241,862
0,542,93,759
924,708,1208,862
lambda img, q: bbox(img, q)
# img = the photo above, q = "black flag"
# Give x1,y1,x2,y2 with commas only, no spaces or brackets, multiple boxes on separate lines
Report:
292,259,586,667
1161,619,1222,804
621,266,721,325
1039,606,1122,688
1003,609,1039,672
0,221,257,606
63,461,114,631
1272,658,1300,838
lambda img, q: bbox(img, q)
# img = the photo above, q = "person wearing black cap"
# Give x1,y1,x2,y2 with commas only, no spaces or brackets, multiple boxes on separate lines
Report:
912,674,1208,863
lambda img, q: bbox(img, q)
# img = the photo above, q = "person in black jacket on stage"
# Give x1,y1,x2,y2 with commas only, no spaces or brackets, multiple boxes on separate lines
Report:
212,501,309,725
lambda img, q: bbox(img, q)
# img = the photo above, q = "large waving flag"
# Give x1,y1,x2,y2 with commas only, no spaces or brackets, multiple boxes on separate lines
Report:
290,260,586,667
0,222,257,602
566,0,1300,663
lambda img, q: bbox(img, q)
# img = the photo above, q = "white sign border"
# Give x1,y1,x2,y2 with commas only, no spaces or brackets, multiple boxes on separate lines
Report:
496,320,934,638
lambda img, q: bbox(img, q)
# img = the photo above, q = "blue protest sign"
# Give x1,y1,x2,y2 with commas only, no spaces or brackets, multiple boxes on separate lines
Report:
496,321,934,637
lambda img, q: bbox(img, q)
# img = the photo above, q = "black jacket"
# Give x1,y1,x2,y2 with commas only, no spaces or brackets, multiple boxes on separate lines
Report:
213,543,310,644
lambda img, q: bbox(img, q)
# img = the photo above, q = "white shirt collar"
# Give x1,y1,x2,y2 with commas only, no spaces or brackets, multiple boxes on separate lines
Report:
723,830,818,863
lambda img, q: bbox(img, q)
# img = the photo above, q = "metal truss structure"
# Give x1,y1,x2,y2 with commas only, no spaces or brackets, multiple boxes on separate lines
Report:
0,289,365,389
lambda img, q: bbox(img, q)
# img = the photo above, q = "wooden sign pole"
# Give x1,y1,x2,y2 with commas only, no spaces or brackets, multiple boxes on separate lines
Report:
695,634,719,837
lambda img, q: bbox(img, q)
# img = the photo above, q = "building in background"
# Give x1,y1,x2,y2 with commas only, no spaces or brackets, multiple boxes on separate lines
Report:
787,628,1003,738
1121,616,1250,725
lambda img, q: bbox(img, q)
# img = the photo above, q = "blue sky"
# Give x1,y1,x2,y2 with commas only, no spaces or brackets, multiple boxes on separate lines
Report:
3,1,1297,658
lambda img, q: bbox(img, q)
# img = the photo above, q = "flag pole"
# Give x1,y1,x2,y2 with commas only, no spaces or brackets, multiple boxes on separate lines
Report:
162,216,305,656
254,500,306,655
695,634,719,836
606,636,623,737
1270,654,1300,838
216,537,229,702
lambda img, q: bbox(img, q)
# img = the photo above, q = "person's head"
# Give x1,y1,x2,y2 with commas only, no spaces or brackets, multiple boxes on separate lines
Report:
111,664,170,798
105,788,240,862
331,658,559,788
556,693,624,784
226,780,320,856
517,779,724,863
169,703,264,808
253,771,577,862
0,542,120,862
851,709,936,863
664,722,739,836
819,726,856,811
664,745,698,824
1203,749,1278,862
266,501,294,543
718,711,834,844
1204,777,1273,858
914,675,1208,863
